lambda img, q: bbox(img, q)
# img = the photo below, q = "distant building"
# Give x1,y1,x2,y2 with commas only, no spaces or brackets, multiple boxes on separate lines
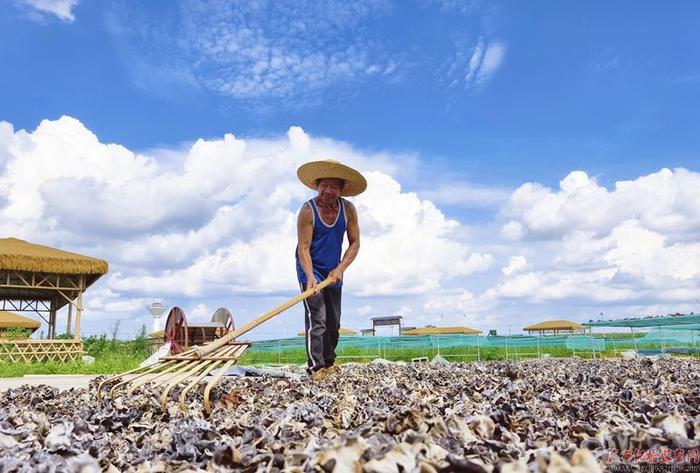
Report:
370,315,403,336
523,320,586,335
0,311,40,339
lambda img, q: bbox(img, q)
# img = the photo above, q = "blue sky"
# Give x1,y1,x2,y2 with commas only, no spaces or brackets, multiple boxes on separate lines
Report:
4,1,699,186
1,0,700,338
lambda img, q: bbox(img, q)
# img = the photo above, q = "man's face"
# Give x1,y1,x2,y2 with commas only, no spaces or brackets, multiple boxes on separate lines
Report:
317,178,343,201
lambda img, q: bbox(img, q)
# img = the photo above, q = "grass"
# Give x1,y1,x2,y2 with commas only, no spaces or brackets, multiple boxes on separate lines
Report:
0,355,147,378
0,329,152,378
241,344,621,365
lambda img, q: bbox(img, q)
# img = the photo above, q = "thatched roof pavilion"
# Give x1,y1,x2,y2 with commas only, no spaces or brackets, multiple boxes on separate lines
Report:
402,326,482,336
0,238,108,341
523,320,586,335
297,327,356,336
0,238,107,281
0,310,41,334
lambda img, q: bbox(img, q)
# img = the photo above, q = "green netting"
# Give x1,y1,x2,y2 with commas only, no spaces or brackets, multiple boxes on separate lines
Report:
583,314,700,328
641,327,700,344
565,336,606,351
480,335,569,348
664,324,700,330
248,334,609,352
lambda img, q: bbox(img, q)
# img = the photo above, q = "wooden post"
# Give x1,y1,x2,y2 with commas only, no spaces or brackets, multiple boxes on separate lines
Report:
66,301,73,337
49,299,56,339
74,276,84,341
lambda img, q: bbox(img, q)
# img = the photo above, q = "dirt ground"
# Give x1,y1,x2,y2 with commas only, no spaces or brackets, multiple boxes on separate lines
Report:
0,374,97,392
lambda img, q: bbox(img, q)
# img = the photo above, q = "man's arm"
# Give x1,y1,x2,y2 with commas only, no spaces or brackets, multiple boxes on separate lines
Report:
329,201,360,283
297,204,319,293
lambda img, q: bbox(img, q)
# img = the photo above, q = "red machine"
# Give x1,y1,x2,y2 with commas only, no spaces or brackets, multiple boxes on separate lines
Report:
163,307,235,354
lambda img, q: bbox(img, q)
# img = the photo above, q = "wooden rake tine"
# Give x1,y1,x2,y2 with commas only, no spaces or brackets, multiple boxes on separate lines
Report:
123,356,204,397
203,345,251,414
97,360,177,400
119,359,192,397
101,278,335,410
98,345,200,400
159,345,239,410
180,344,248,412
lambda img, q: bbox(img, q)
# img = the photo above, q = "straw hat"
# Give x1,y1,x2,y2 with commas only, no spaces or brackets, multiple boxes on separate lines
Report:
297,159,367,196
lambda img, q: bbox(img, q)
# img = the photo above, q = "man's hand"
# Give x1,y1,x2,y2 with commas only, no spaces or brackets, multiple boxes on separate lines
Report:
328,267,344,284
307,275,320,295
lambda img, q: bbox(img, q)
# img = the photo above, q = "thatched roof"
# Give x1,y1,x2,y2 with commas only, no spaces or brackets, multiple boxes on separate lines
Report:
402,326,481,335
0,311,40,330
0,238,108,276
297,327,357,336
523,320,584,331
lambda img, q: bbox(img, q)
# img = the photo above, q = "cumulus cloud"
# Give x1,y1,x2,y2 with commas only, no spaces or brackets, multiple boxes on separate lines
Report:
2,116,699,335
18,0,79,22
488,268,635,303
501,255,526,276
0,116,490,307
496,168,700,306
502,169,700,240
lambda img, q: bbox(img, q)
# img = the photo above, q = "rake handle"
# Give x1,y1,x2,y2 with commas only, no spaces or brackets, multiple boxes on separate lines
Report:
192,277,335,358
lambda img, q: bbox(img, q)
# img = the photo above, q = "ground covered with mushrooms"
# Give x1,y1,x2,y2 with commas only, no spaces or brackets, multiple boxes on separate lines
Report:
0,358,699,472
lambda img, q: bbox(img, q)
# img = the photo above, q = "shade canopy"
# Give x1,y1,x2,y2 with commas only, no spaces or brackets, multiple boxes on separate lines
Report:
583,314,700,328
523,320,584,332
402,326,481,336
0,310,40,330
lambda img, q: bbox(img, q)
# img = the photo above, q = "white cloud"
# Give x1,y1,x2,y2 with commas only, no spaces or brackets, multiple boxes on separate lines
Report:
500,220,523,240
2,116,700,336
605,219,700,282
475,41,506,87
501,255,526,276
494,168,700,306
107,0,395,108
356,305,373,316
419,181,510,207
19,0,79,22
488,268,634,303
423,288,479,313
502,169,700,240
422,0,483,14
0,116,490,305
188,303,211,322
444,36,506,93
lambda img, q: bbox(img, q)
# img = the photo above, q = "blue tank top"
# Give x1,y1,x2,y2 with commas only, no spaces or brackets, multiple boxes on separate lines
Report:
296,198,347,289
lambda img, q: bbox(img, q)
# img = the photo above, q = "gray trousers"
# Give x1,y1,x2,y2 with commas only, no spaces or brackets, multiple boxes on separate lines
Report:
301,284,342,372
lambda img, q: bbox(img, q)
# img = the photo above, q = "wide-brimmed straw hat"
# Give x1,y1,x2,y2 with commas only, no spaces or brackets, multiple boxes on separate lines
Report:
297,159,367,197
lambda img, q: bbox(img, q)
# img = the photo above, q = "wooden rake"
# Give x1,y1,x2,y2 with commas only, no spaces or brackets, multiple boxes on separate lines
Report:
97,277,333,414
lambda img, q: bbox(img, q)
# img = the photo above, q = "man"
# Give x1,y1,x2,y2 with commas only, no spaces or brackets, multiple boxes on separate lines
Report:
295,159,366,380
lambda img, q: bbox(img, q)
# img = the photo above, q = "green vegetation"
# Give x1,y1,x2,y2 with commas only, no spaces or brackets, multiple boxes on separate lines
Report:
0,329,696,377
597,332,647,339
0,326,152,378
0,327,34,340
240,344,616,366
